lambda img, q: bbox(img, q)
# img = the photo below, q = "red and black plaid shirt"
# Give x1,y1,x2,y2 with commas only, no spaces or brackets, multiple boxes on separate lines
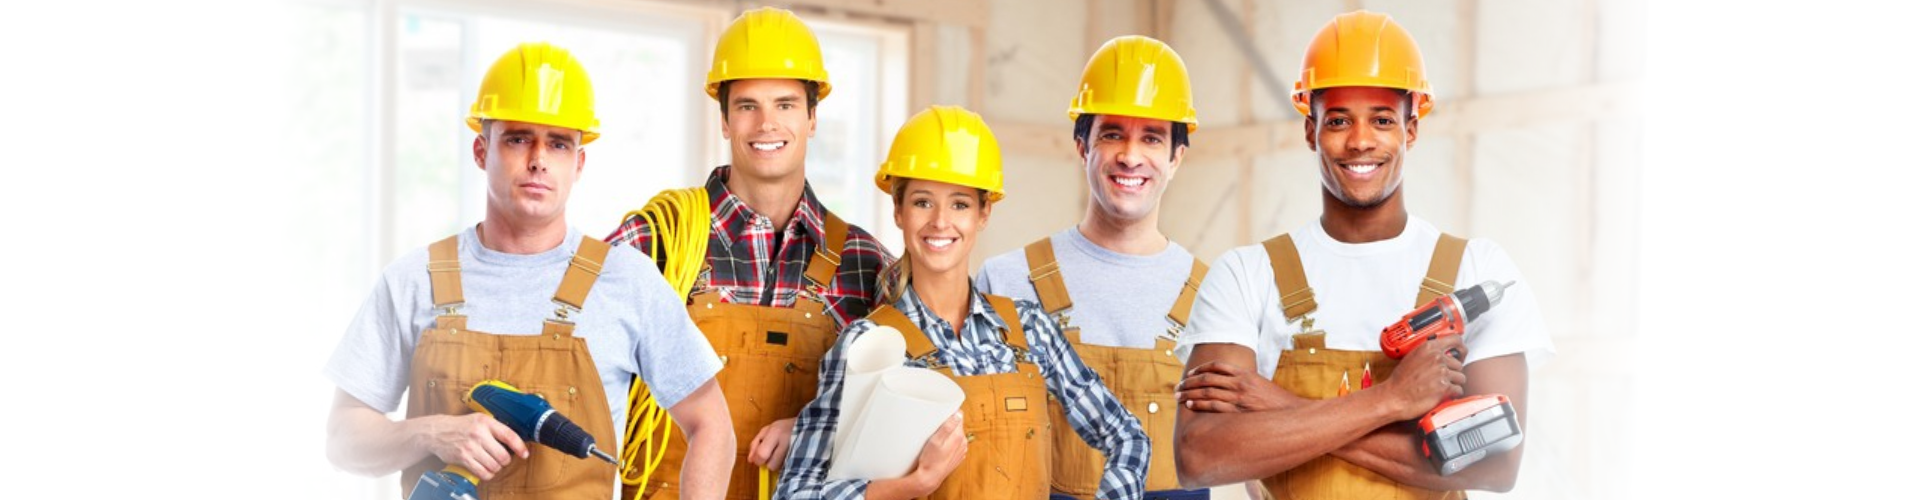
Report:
606,166,893,329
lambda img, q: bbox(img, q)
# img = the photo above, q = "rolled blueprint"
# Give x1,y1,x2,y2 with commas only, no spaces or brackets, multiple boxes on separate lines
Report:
832,326,907,455
827,367,965,481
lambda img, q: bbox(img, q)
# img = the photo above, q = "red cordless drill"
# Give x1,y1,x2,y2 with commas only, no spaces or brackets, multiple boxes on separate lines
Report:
1379,280,1523,476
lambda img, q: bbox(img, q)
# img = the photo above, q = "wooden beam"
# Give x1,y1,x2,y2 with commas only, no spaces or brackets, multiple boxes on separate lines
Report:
1455,0,1479,233
910,20,937,111
1420,81,1639,133
990,120,1078,162
968,25,985,109
647,0,986,28
994,83,1639,161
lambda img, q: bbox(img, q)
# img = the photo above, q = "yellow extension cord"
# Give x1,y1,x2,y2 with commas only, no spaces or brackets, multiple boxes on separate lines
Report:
618,187,779,500
619,187,709,498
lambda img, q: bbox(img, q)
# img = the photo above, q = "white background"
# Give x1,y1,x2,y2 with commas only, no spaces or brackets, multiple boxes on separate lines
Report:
2,0,1915,497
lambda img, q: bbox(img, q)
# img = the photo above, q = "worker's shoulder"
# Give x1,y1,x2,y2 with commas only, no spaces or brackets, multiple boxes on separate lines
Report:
1213,241,1276,274
590,236,669,282
1459,235,1523,277
997,296,1050,328
832,216,883,245
822,218,893,266
976,246,1031,276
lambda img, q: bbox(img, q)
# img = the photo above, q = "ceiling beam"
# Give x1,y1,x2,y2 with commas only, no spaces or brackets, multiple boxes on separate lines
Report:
992,81,1640,161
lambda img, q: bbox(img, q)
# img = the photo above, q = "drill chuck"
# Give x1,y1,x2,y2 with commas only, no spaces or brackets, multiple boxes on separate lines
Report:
1452,280,1512,324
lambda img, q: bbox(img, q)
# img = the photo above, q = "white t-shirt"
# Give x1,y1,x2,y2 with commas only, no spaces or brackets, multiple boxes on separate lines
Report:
976,227,1198,348
1177,217,1553,379
325,226,722,447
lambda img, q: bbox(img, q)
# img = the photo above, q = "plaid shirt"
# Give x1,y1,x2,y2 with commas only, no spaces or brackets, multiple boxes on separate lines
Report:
605,166,892,328
777,284,1150,500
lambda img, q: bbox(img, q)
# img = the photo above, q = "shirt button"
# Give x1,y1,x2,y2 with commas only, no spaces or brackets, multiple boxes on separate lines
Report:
1148,402,1160,414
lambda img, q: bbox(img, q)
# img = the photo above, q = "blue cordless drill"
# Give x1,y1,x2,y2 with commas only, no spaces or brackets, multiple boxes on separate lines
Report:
409,380,618,500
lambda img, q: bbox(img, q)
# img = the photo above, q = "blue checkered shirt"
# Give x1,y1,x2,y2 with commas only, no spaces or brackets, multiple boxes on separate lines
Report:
777,284,1150,499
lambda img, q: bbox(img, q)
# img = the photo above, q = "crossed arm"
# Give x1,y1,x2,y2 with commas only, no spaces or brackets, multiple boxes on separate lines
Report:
1170,339,1468,488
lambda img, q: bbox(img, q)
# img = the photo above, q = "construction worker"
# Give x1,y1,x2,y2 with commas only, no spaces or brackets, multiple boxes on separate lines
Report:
974,35,1212,500
778,105,1150,500
323,42,735,499
602,7,892,500
1169,11,1553,499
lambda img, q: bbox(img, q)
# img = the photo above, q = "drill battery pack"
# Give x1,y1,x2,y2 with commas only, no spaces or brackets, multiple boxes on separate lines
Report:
409,470,479,500
1419,394,1523,476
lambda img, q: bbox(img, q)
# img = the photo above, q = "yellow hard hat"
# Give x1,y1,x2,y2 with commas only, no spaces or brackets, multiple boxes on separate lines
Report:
706,7,832,101
1291,10,1434,118
467,42,600,144
1068,36,1198,133
874,106,1004,203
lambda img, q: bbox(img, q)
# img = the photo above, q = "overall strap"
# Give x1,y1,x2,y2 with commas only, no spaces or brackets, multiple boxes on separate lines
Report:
1416,233,1468,307
802,211,850,297
544,237,612,337
985,294,1027,351
1023,238,1073,314
868,305,937,364
427,235,464,311
1166,258,1209,327
1261,234,1317,323
554,237,613,312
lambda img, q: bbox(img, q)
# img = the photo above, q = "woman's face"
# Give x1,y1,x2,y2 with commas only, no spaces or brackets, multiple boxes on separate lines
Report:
893,178,991,279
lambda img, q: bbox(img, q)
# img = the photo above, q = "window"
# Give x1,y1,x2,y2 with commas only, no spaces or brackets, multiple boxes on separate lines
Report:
390,3,707,255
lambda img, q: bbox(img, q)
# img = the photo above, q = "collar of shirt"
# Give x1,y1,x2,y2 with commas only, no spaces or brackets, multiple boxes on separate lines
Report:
705,165,828,250
892,283,1025,376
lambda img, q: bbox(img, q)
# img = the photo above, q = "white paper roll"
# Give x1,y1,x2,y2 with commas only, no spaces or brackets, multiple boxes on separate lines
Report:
832,326,907,457
827,367,965,481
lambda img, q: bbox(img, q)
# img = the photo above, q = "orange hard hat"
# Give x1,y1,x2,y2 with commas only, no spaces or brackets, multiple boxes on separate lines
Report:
1291,10,1434,118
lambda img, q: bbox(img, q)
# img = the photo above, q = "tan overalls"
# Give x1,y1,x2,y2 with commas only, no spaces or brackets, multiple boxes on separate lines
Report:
1256,233,1469,500
640,214,850,500
402,235,620,500
867,294,1053,500
1020,238,1206,499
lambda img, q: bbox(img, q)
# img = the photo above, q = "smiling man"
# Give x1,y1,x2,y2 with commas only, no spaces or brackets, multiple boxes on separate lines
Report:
1170,11,1552,500
974,35,1213,500
602,7,892,500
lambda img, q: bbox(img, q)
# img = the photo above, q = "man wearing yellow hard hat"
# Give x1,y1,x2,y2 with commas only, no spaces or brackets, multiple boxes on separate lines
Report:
777,105,1149,500
603,7,893,500
1170,11,1552,499
972,35,1213,500
323,42,736,500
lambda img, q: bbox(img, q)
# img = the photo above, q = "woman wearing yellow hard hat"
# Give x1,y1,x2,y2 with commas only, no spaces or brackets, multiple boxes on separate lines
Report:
775,106,1151,500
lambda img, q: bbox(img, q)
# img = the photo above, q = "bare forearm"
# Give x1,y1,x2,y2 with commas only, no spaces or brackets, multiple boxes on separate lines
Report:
667,379,737,500
862,474,934,500
1175,391,1403,487
675,423,737,499
1335,354,1531,492
1333,424,1521,491
327,397,430,475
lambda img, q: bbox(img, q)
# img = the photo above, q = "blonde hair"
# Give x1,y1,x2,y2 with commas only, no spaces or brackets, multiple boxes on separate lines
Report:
876,178,915,305
874,178,992,305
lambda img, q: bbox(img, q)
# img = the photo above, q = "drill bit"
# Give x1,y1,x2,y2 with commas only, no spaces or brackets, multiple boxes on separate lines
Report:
590,446,618,464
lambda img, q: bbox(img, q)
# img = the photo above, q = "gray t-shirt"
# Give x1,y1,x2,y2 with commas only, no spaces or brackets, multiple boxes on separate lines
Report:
325,226,721,448
977,228,1197,349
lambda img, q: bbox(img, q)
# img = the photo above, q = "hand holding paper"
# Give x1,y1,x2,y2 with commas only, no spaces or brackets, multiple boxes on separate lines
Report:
826,326,968,481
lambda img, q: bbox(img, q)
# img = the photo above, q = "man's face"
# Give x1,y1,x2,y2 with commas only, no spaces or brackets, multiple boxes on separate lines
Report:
1307,86,1419,209
473,120,585,226
1079,114,1185,224
721,78,816,182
